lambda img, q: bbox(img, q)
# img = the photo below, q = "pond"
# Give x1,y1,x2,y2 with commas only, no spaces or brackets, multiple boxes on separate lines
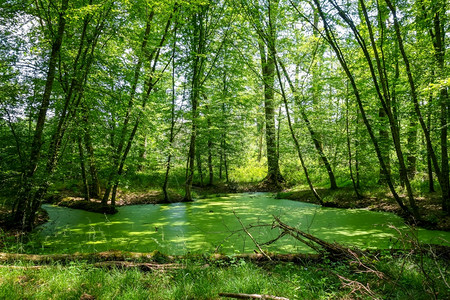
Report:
36,193,450,254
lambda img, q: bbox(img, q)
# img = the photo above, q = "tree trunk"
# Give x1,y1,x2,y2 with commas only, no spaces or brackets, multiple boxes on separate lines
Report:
137,135,147,172
312,0,411,216
378,108,390,185
386,0,448,213
207,136,213,186
102,12,154,205
257,119,264,162
258,38,283,185
330,0,418,217
224,139,229,183
184,7,206,201
287,60,338,190
406,117,418,179
82,107,100,198
13,0,69,227
275,57,323,205
196,150,204,187
106,9,174,205
78,137,90,201
427,96,435,192
345,82,362,198
163,31,178,202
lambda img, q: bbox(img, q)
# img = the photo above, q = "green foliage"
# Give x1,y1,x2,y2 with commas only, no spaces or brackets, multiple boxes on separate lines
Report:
229,158,267,183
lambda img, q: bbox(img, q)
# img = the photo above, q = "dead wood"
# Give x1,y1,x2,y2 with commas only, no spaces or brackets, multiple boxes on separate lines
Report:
0,251,174,264
0,251,322,265
272,216,365,260
219,292,289,300
234,211,272,260
93,261,183,271
0,265,44,270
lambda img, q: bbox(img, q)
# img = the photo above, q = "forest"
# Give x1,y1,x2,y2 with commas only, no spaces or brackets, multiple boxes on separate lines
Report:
0,0,449,299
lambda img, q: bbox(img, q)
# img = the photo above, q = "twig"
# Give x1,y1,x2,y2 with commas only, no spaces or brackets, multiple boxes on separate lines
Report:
94,261,183,271
336,274,380,299
233,211,271,261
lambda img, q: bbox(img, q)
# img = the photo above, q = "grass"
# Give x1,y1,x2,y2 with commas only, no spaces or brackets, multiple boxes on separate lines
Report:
0,254,448,300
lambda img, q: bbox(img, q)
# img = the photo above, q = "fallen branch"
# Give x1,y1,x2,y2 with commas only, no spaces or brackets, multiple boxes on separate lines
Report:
272,216,364,259
336,274,380,300
0,265,44,270
219,292,289,300
0,251,321,265
0,251,174,264
234,211,272,260
94,261,183,271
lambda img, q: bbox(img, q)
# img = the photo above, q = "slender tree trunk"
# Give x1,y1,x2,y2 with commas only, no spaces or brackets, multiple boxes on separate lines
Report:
107,9,174,205
196,150,204,187
219,141,223,180
378,108,390,185
345,82,362,198
163,31,178,202
102,12,155,205
330,0,418,216
207,136,214,186
427,97,435,193
386,0,448,213
82,107,100,198
137,136,147,172
312,0,411,216
406,117,418,179
257,119,264,162
274,57,323,205
282,59,338,190
78,137,90,201
224,138,229,183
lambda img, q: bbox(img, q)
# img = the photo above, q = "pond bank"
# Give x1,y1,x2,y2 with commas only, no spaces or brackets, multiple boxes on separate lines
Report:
275,187,450,231
49,183,450,231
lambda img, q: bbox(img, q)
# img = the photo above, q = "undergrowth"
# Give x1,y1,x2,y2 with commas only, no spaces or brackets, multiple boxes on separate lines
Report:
0,253,448,300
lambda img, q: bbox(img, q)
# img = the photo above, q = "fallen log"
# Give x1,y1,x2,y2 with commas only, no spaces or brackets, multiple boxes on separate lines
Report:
0,251,321,265
219,292,289,300
0,250,174,264
0,265,44,270
94,261,183,271
272,216,365,260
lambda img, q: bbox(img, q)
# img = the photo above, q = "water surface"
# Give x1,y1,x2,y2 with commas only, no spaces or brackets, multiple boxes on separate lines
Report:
37,193,450,254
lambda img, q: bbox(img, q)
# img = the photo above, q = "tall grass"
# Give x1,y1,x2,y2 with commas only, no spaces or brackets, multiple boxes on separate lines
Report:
1,255,448,300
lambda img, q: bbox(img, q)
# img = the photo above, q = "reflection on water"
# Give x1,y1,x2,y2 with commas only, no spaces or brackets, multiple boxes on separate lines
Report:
37,193,450,254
